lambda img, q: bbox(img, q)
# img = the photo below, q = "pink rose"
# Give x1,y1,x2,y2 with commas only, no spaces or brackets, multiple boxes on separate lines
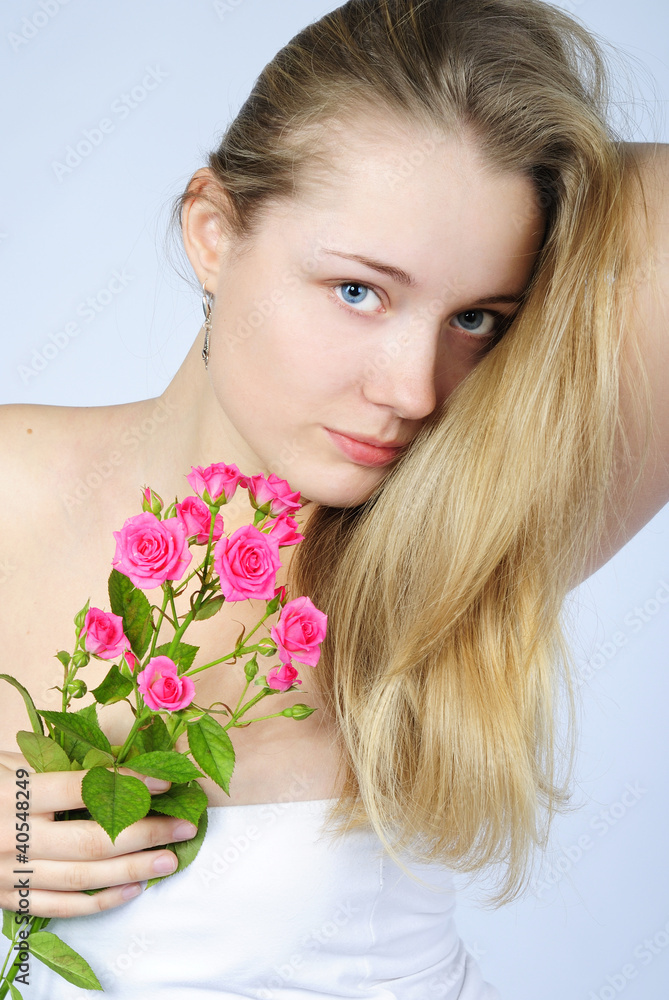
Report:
81,608,131,660
187,463,245,506
141,487,163,515
246,473,301,516
176,495,224,545
268,512,304,547
270,596,327,666
112,511,192,590
266,662,302,692
213,524,282,602
122,650,140,673
136,655,195,712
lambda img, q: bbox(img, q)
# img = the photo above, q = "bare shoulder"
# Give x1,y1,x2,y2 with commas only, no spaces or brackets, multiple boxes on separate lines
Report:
0,403,80,507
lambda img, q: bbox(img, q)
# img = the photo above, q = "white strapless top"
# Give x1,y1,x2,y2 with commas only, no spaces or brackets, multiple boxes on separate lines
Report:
22,799,500,999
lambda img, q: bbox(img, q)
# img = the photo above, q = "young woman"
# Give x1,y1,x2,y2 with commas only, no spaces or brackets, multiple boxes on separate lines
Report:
1,0,667,996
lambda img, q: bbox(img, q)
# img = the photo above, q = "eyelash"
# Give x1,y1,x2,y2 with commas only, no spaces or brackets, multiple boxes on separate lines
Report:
330,280,510,343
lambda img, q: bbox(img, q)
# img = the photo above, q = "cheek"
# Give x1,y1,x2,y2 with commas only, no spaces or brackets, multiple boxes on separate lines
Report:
432,338,491,403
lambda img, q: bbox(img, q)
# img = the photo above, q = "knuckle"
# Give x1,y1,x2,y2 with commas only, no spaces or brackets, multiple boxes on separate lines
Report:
0,889,18,909
50,897,75,920
63,863,91,891
149,820,175,848
72,823,107,860
94,889,118,913
125,858,146,884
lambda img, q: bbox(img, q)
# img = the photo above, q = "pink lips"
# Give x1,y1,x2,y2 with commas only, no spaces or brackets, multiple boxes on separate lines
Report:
324,428,406,468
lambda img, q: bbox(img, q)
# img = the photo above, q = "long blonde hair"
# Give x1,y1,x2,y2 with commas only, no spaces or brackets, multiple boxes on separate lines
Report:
172,0,654,905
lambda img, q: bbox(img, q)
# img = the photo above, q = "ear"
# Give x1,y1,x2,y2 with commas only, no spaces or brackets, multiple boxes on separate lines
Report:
181,167,235,290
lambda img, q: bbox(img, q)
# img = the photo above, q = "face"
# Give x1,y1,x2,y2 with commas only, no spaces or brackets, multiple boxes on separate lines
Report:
205,118,545,507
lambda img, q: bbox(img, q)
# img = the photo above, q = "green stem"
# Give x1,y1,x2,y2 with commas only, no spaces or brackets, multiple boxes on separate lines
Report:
168,589,180,632
115,711,151,765
147,587,171,662
223,689,271,730
166,607,197,660
0,916,49,999
165,550,219,663
182,605,275,679
228,709,288,726
201,507,218,580
60,657,69,713
182,649,240,678
233,676,252,718
236,608,273,649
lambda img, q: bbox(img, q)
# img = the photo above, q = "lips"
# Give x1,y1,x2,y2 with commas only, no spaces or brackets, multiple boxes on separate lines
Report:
336,430,408,449
324,428,407,468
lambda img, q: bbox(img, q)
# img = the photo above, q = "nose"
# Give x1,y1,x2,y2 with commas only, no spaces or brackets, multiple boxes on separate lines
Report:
361,321,440,421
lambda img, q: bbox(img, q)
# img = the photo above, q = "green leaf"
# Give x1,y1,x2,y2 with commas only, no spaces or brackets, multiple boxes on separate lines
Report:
9,980,23,999
81,747,115,768
80,769,150,843
133,716,171,754
108,568,154,659
15,732,71,773
90,663,133,705
39,710,111,757
28,930,102,990
187,715,235,794
57,704,103,764
146,805,208,888
2,909,22,942
152,642,199,673
0,674,44,736
193,595,225,621
55,650,71,669
148,781,208,824
126,752,203,783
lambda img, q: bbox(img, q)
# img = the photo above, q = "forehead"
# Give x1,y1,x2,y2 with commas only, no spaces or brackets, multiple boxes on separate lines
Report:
267,114,545,294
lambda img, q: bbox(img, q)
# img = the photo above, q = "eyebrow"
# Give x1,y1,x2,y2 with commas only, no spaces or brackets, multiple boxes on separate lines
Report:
321,248,418,287
320,248,525,303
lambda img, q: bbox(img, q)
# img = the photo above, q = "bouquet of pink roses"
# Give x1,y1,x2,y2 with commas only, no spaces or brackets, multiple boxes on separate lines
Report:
0,463,327,996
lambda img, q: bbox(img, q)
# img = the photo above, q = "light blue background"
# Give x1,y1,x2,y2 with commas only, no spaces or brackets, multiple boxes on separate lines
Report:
1,2,667,998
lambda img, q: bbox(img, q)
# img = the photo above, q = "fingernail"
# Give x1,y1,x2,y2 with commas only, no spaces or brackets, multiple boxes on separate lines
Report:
144,777,171,792
121,883,142,900
153,853,178,874
172,821,197,841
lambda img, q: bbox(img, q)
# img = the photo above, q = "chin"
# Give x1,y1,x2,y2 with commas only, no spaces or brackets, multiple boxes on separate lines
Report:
294,463,386,509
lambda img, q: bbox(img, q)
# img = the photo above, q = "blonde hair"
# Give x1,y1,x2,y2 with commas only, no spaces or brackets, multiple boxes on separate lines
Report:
172,0,655,905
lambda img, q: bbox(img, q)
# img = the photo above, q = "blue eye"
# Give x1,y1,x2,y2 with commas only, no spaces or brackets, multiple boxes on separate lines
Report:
452,310,497,336
334,282,382,313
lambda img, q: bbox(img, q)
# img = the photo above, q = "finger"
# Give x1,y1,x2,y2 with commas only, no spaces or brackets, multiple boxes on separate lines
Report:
1,882,149,920
23,849,182,894
0,751,30,771
27,814,198,861
26,768,172,815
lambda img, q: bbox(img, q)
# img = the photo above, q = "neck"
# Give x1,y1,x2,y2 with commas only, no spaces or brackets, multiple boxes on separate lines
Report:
119,327,316,537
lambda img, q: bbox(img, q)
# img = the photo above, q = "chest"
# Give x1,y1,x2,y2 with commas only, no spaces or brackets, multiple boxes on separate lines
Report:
0,505,341,807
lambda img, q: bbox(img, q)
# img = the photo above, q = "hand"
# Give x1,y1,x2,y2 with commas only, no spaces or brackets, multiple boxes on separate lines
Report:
0,751,198,918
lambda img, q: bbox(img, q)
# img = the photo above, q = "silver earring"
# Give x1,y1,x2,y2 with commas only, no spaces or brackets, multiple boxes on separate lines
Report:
201,281,214,370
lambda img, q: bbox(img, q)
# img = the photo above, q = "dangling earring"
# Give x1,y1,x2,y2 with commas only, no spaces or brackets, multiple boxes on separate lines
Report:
201,280,214,370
